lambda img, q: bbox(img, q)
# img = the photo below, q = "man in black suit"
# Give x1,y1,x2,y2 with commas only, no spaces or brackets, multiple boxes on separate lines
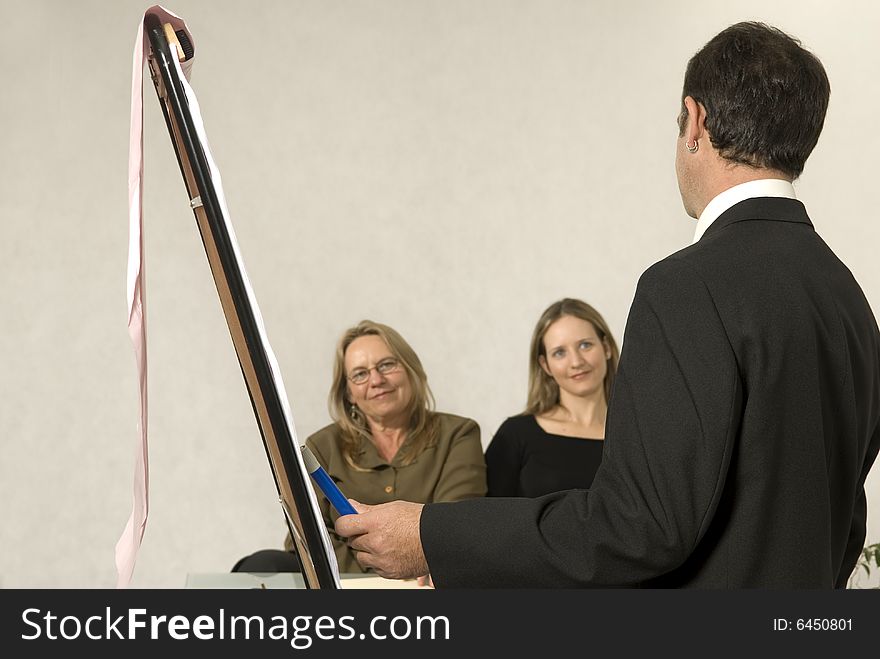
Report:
336,22,880,587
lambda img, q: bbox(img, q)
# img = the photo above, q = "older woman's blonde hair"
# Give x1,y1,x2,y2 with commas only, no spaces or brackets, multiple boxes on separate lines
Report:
329,320,438,469
525,299,620,416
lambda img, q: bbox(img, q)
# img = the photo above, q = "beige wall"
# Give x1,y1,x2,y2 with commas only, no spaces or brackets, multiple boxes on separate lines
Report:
1,0,877,587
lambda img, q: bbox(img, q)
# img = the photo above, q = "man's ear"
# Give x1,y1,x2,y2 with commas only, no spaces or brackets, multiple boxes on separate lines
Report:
682,96,708,144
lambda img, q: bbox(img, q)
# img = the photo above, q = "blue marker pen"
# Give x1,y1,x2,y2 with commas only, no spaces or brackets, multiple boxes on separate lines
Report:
301,445,358,517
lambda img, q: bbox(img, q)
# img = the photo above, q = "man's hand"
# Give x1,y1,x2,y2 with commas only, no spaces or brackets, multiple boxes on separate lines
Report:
335,500,428,580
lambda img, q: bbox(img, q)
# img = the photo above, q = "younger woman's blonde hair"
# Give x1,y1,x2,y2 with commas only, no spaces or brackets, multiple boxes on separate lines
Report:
524,299,619,416
329,320,438,469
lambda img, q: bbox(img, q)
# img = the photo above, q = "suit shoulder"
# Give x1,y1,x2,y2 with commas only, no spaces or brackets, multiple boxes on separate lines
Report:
637,252,699,292
434,411,480,435
305,423,342,453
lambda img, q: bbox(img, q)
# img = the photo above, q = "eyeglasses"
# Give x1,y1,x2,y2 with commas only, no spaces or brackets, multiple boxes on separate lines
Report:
346,358,402,385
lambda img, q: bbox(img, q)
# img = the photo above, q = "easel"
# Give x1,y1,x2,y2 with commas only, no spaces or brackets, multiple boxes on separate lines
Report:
144,12,336,589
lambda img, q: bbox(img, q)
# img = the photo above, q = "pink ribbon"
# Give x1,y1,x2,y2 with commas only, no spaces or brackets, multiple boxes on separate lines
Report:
118,5,192,589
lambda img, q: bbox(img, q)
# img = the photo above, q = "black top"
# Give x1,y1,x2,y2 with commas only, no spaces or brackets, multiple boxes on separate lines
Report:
485,415,604,497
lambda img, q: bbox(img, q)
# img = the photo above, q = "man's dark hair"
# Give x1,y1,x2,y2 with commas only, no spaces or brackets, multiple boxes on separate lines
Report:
679,21,830,179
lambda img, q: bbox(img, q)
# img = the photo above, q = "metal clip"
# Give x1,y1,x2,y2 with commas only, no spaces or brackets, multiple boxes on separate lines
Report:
190,196,203,209
147,58,166,99
163,23,185,63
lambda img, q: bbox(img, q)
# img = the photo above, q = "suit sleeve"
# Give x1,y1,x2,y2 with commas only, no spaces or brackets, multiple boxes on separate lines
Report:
485,420,524,497
432,418,487,502
421,259,742,587
837,416,880,587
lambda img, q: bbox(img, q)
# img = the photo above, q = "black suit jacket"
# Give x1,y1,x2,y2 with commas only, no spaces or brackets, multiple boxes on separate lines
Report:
422,197,880,587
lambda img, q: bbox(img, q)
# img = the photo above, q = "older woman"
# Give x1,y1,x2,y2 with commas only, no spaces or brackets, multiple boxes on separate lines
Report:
292,319,486,574
485,298,619,497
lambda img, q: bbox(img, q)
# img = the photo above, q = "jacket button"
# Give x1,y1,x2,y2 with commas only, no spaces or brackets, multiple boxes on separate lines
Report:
384,485,393,493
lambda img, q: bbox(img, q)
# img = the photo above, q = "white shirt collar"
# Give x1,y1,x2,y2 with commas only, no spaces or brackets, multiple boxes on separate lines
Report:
692,179,796,244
